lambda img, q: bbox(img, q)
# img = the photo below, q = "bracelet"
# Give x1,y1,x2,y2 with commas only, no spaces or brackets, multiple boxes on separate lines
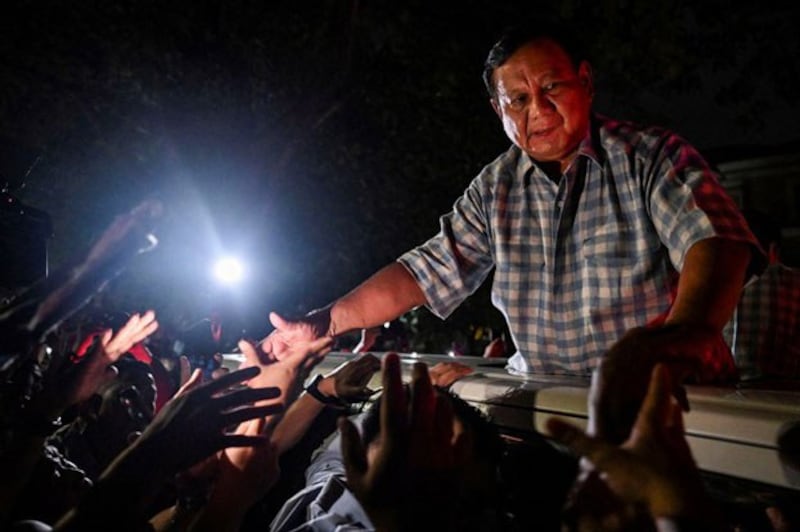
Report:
305,374,345,407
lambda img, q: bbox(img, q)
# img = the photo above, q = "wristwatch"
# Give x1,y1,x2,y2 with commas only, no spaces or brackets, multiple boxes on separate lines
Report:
305,374,344,407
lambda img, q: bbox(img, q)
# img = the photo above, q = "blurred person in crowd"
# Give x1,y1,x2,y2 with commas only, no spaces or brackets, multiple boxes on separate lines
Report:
48,356,156,480
723,208,800,382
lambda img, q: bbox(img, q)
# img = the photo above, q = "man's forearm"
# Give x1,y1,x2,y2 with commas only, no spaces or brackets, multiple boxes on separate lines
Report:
328,262,427,336
666,238,751,330
271,391,326,455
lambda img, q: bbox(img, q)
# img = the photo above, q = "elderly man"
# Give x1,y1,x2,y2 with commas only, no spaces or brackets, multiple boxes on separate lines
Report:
266,22,761,442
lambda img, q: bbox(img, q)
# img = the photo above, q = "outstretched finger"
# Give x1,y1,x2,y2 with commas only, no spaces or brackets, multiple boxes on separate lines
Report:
382,353,407,441
635,363,673,435
546,417,621,471
340,416,368,487
238,339,261,369
175,368,203,398
410,362,436,438
432,391,455,465
221,434,270,450
269,312,293,333
286,335,334,369
215,385,282,410
223,403,285,427
199,366,260,397
179,356,192,387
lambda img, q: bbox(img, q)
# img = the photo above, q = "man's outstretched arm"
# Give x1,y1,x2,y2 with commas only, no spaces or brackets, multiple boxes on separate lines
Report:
328,262,427,336
264,262,426,356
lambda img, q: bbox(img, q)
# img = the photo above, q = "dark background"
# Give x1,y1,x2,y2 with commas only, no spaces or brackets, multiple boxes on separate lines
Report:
2,1,799,352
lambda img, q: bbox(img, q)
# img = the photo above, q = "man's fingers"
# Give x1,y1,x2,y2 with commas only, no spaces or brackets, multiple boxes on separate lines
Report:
238,339,261,368
100,328,114,346
269,312,292,332
200,366,260,396
381,353,407,439
179,356,192,386
215,385,281,410
131,317,159,345
223,403,285,426
175,368,203,397
339,416,368,485
410,362,436,437
221,434,270,449
309,335,334,354
635,363,673,432
547,417,601,456
433,391,455,453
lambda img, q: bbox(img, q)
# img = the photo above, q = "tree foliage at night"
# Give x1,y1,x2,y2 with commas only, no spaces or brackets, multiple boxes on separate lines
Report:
1,1,798,351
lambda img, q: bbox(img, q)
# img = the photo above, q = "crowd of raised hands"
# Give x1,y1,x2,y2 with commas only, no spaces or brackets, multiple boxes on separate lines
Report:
0,201,790,532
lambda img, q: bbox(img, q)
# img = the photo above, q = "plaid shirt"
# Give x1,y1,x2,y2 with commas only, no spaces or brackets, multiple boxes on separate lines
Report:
722,264,800,380
399,114,758,375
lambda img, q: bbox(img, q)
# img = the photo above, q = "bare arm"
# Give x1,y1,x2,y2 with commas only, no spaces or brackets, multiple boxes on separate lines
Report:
328,262,427,336
272,355,380,454
271,390,327,454
665,237,751,330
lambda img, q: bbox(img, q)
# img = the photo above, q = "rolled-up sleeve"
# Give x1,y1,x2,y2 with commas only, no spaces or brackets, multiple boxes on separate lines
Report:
644,133,764,272
398,179,495,319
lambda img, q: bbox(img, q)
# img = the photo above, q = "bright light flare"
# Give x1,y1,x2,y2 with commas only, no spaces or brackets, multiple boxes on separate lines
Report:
213,256,245,284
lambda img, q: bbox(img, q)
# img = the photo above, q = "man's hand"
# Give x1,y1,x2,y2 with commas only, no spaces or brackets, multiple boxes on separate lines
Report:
46,310,159,412
548,364,719,526
130,366,283,476
238,335,333,412
320,353,381,403
339,354,464,531
590,324,736,444
428,361,474,388
260,307,332,360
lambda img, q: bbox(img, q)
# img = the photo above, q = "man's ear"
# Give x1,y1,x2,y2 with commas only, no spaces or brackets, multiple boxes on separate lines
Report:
490,97,502,119
578,60,594,99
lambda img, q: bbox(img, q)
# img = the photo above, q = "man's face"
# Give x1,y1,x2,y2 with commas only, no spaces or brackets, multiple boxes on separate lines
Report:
491,38,593,172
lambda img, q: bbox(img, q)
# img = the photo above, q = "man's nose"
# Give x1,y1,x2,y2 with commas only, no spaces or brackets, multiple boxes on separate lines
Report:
528,90,554,120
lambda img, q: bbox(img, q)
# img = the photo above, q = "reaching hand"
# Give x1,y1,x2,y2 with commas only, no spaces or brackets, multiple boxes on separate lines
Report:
322,353,381,403
548,364,718,526
339,354,464,531
129,366,283,476
260,307,332,360
46,310,159,412
239,335,333,409
590,324,735,444
428,361,474,388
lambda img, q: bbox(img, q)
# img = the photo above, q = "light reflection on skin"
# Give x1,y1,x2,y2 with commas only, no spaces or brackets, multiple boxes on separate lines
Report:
490,37,594,174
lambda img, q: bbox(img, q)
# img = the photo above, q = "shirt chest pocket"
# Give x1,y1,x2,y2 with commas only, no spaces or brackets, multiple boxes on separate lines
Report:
582,222,643,267
580,221,663,308
495,236,546,273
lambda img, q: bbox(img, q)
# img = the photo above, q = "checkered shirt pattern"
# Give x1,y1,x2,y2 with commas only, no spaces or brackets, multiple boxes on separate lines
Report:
722,264,800,380
399,115,759,375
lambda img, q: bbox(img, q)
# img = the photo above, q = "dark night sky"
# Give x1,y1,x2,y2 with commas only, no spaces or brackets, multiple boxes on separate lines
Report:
2,1,799,344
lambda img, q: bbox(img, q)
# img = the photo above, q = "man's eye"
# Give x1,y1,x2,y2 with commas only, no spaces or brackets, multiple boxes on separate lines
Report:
543,81,566,94
509,95,527,108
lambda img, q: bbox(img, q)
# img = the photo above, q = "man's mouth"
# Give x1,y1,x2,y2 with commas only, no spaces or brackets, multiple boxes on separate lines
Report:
531,126,557,137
